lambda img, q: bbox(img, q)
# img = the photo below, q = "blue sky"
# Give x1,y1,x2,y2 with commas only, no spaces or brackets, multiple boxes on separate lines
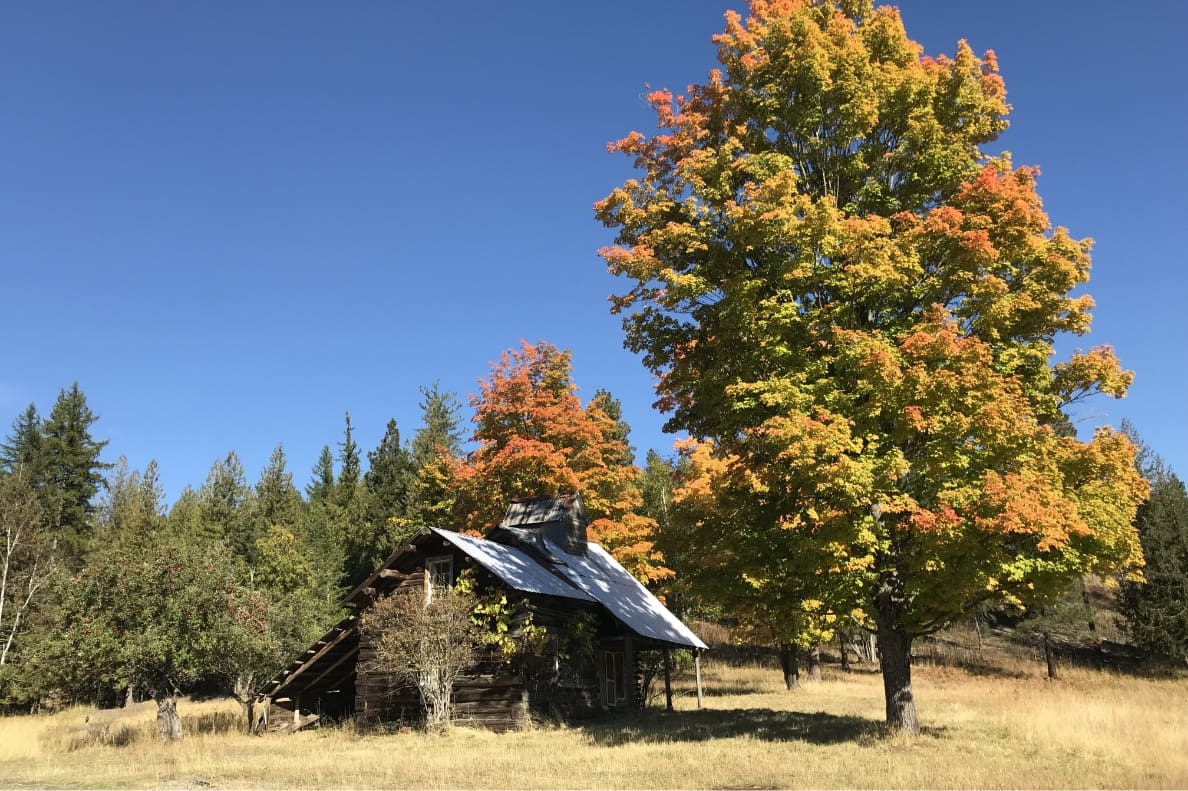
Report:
2,1,1185,503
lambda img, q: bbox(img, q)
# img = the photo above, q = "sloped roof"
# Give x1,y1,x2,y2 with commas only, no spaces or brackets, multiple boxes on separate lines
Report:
431,527,593,602
542,539,708,650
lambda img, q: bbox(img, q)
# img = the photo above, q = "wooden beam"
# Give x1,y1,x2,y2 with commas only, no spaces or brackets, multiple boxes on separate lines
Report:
662,647,673,712
378,569,404,579
694,649,704,710
624,634,636,709
302,643,359,693
272,625,355,696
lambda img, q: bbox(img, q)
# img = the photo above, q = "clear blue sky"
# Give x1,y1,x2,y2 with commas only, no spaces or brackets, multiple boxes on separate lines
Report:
2,1,1185,504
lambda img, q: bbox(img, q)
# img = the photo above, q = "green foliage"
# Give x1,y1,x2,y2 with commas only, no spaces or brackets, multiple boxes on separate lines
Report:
1120,463,1188,663
0,467,56,687
598,0,1146,730
410,383,464,470
365,419,416,527
252,445,305,540
198,452,255,560
0,404,44,478
96,457,166,545
456,570,548,660
336,412,361,510
361,587,483,732
166,486,204,541
555,610,597,664
299,500,347,606
36,534,270,706
40,384,111,563
1017,576,1098,643
306,445,336,505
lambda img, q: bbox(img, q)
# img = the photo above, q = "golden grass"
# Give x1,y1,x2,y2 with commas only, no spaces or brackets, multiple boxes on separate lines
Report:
1,658,1186,789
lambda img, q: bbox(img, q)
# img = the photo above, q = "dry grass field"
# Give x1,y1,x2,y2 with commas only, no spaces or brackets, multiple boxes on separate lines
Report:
1,653,1186,789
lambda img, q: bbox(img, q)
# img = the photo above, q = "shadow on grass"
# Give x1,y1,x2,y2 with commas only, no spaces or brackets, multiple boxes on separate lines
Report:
579,707,914,746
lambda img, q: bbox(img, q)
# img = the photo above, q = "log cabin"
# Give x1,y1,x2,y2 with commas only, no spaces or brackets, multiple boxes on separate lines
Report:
259,493,706,732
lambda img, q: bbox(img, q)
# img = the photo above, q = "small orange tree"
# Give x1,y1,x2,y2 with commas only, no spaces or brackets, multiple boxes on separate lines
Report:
453,341,671,584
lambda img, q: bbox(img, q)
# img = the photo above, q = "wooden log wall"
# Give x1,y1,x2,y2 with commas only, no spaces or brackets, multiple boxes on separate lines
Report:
355,565,529,731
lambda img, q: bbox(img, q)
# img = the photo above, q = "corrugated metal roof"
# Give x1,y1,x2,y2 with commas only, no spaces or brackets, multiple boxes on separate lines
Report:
543,539,708,650
431,527,594,602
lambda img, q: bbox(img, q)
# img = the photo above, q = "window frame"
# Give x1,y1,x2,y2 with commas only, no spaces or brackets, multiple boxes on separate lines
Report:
425,555,454,601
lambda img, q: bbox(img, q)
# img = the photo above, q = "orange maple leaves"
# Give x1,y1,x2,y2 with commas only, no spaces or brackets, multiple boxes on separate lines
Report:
451,341,672,584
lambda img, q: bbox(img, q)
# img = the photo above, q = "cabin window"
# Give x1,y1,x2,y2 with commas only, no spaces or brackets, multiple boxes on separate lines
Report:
425,556,453,600
601,650,626,707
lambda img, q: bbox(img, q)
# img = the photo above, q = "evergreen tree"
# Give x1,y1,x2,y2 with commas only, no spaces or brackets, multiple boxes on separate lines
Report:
40,383,110,562
306,445,336,504
365,419,416,525
97,457,165,544
253,445,305,537
336,412,361,510
406,384,464,531
1120,462,1188,664
589,390,635,467
198,452,255,560
0,404,45,478
166,486,204,540
301,500,347,606
410,383,464,469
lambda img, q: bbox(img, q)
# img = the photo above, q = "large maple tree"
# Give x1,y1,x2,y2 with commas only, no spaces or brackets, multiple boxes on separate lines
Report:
597,0,1145,732
452,341,671,584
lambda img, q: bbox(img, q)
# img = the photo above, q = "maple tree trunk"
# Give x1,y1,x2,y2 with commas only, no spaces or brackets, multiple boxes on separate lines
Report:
1043,633,1058,680
154,693,183,742
779,643,800,690
808,643,822,681
839,632,852,672
875,592,919,735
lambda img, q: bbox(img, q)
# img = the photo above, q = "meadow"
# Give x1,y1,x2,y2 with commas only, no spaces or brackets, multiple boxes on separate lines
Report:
1,649,1186,789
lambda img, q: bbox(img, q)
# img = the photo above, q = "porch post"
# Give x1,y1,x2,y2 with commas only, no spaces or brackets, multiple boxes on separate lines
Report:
662,647,674,711
694,649,704,710
624,633,636,709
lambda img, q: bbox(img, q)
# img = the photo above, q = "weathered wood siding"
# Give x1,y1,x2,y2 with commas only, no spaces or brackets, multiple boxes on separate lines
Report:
354,566,530,732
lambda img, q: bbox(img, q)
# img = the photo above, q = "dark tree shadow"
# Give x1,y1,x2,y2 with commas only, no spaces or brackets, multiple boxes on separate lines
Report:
579,707,917,746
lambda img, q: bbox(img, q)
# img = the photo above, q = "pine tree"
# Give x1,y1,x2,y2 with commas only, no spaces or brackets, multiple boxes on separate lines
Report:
306,445,336,505
365,420,416,526
406,384,464,531
1120,464,1188,664
589,390,635,467
336,412,361,510
301,500,347,605
40,383,110,562
410,383,464,469
166,486,204,540
0,405,45,478
253,445,305,537
198,452,255,560
97,457,166,544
